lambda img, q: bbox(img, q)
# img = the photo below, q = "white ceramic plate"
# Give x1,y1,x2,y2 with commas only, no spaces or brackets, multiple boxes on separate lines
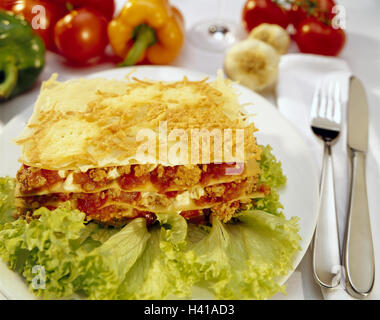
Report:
0,66,319,300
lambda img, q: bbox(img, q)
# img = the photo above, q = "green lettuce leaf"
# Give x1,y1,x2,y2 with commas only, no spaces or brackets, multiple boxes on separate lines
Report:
258,145,287,189
0,200,194,300
183,210,301,300
0,177,16,224
116,212,192,299
77,218,151,300
0,204,89,298
255,145,287,215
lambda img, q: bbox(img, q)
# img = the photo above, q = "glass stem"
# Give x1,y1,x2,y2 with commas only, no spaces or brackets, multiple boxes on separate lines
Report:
209,0,229,35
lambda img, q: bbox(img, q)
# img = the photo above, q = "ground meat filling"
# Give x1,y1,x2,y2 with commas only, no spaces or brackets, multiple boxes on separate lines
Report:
211,201,241,223
194,176,259,206
18,192,155,227
173,165,202,187
88,168,107,182
134,164,154,177
149,165,202,191
19,174,262,214
16,165,62,193
16,163,261,226
139,192,172,209
18,190,260,226
73,168,115,192
16,162,245,195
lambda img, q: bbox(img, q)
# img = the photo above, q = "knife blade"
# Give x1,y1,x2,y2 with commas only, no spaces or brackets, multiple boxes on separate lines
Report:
347,78,368,152
344,76,375,298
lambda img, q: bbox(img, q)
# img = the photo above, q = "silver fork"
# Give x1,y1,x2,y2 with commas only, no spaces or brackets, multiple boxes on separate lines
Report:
310,76,343,289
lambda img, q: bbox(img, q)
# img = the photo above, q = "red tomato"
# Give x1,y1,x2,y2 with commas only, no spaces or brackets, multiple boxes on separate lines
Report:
11,0,67,50
315,0,336,21
287,3,307,28
288,0,336,27
54,7,108,63
0,0,15,10
50,0,115,20
242,0,289,32
73,0,115,20
294,17,345,56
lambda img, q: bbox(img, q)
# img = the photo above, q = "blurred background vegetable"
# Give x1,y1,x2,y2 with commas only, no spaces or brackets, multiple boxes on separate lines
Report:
108,0,184,66
0,0,346,104
241,0,345,57
54,7,109,64
0,0,15,10
224,21,291,93
224,37,280,92
242,0,289,32
289,0,346,56
294,16,345,56
52,0,115,64
50,0,115,21
287,0,336,27
9,0,67,51
0,10,45,100
249,23,290,54
2,0,114,64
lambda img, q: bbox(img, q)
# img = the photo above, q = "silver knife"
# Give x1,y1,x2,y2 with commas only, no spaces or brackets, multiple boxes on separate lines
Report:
344,76,375,298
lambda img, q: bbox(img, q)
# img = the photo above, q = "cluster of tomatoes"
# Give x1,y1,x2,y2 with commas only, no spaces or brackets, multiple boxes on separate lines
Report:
1,0,115,64
242,0,346,56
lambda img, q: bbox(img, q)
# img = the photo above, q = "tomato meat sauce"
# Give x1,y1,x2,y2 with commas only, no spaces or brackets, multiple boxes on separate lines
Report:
200,163,243,185
164,191,179,198
118,171,149,190
73,171,110,192
149,166,177,192
76,193,108,215
123,163,242,192
118,191,141,203
181,210,209,225
84,205,157,227
258,184,271,195
17,165,63,193
135,211,157,227
194,181,243,206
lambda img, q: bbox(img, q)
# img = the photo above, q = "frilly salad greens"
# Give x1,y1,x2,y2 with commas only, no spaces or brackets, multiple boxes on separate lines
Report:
0,145,301,300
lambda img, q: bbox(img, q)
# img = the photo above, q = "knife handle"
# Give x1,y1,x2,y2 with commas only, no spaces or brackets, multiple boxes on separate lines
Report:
344,150,375,298
312,143,342,288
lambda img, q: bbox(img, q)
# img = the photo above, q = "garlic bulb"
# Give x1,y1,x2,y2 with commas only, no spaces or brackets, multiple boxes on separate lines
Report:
249,23,290,55
224,38,280,92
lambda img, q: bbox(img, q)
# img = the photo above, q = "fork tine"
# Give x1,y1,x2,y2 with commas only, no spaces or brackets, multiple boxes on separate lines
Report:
326,80,335,121
333,81,342,124
311,79,323,121
319,78,328,119
311,76,342,132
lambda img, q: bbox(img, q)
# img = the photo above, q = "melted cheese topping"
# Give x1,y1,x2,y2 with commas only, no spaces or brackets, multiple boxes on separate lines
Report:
15,73,261,170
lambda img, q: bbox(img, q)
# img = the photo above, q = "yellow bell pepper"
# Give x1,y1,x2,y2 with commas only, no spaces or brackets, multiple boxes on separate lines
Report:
108,0,185,66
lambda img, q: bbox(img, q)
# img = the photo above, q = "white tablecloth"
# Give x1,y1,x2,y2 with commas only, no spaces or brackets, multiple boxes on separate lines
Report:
1,0,379,300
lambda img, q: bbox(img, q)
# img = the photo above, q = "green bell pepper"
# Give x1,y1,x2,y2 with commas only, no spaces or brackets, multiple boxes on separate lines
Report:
0,10,45,101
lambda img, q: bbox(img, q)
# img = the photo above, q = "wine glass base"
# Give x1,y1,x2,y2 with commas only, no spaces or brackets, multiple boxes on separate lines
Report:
188,19,244,53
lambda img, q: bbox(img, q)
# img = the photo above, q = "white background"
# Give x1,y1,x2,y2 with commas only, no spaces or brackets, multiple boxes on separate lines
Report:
1,0,380,299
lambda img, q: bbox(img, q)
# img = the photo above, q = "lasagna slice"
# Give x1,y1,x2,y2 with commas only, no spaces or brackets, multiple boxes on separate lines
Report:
15,73,268,226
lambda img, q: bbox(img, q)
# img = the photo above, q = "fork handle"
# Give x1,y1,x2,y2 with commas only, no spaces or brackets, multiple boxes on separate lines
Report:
343,150,375,298
312,143,342,288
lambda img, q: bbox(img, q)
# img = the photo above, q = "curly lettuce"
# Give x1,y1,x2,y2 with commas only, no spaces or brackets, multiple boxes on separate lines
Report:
254,145,287,215
0,201,191,299
0,177,16,224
